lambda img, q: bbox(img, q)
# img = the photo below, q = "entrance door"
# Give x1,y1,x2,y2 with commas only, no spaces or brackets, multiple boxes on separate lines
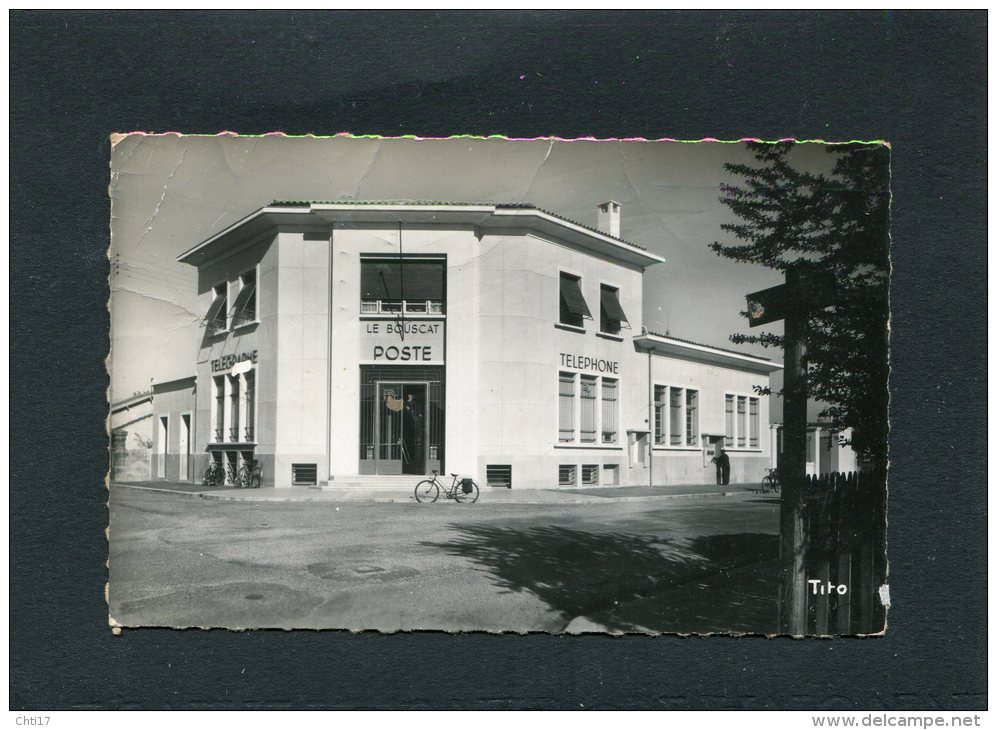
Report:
376,382,428,475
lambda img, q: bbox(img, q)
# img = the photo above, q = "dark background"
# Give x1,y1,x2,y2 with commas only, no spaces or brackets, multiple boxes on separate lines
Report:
10,10,987,710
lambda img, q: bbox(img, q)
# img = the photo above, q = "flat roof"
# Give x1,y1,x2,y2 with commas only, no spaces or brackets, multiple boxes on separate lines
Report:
177,200,667,269
634,331,783,374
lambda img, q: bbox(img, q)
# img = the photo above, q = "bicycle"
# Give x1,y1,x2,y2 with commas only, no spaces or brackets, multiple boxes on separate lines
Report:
236,459,263,488
414,470,479,504
202,459,226,486
761,467,781,494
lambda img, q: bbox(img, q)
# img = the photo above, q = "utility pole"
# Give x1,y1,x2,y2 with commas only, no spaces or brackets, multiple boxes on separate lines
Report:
747,269,833,635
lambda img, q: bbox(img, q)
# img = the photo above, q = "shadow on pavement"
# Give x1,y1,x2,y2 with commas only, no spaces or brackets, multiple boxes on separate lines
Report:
422,525,779,633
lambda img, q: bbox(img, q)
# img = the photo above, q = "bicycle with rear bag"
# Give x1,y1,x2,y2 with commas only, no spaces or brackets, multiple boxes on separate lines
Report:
414,470,479,504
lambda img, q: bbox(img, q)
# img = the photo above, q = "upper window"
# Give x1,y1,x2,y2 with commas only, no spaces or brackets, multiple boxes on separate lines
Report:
205,283,228,336
599,285,628,335
559,272,591,328
360,258,445,315
231,269,257,328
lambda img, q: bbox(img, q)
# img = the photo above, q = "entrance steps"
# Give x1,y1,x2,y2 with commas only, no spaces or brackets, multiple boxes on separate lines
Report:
320,474,422,490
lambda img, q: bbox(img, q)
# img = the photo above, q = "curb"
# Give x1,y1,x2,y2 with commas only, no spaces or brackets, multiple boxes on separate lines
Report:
112,482,766,505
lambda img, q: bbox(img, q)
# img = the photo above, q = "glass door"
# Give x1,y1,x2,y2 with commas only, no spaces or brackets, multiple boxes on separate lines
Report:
376,383,428,475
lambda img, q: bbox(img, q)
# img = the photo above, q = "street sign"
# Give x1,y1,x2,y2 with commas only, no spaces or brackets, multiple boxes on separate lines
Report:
746,283,789,327
747,271,837,327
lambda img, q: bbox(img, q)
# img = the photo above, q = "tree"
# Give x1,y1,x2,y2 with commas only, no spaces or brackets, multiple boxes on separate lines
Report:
711,141,890,465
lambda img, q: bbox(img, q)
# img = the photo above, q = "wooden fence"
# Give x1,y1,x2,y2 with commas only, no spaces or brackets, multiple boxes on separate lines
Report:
801,468,887,635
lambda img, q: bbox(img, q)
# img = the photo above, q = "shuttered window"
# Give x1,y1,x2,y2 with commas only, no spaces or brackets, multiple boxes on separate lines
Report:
559,272,591,327
558,373,575,442
601,379,618,443
725,395,735,447
685,389,699,446
669,387,683,445
581,464,599,485
737,396,747,448
654,385,667,444
599,285,627,335
749,397,759,448
558,465,577,486
232,269,257,327
580,376,597,443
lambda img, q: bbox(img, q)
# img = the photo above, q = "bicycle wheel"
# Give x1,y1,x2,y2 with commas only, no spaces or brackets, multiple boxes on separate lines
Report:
414,480,439,503
761,476,772,493
454,480,479,504
771,479,781,494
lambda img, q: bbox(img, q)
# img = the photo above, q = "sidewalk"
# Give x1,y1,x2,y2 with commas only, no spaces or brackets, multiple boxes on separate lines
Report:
111,480,768,505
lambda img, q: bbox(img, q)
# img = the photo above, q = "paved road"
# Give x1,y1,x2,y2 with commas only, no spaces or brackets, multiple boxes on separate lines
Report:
108,486,781,634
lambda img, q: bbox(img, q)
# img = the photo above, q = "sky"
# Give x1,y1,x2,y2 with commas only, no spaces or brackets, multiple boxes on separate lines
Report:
108,135,835,399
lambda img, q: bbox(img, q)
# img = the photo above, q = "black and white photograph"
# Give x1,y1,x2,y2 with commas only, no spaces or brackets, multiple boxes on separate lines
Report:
106,134,890,635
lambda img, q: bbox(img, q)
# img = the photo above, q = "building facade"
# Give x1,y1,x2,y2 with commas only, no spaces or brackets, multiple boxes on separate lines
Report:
148,201,781,489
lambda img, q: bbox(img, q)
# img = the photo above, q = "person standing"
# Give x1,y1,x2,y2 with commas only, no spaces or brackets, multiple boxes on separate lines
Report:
713,449,731,486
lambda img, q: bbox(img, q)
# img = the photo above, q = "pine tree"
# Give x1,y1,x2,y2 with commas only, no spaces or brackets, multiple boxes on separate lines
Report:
711,141,890,464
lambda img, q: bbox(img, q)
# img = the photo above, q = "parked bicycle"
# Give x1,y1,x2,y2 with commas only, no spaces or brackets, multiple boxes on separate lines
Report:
236,459,263,488
414,470,479,504
761,467,781,494
202,459,226,486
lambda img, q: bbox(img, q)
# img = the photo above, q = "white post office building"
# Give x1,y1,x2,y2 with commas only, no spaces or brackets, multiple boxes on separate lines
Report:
149,201,781,489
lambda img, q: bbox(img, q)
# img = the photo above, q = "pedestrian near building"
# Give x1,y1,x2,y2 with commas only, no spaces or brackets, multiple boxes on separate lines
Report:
713,449,731,486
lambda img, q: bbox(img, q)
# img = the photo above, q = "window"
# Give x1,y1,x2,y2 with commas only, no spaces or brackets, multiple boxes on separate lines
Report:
580,376,597,443
486,465,512,489
725,395,735,447
749,397,759,448
244,370,256,441
655,385,700,447
231,269,257,327
205,283,228,336
669,388,683,446
229,374,241,442
360,257,445,315
582,464,599,486
685,390,699,446
603,464,619,486
601,379,618,443
559,272,591,328
725,393,761,450
558,465,577,487
737,396,747,448
292,463,318,486
599,285,628,335
654,385,667,444
558,373,576,442
213,375,225,442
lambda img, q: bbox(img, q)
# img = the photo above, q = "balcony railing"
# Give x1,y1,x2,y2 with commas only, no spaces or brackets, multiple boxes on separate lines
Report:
360,299,444,315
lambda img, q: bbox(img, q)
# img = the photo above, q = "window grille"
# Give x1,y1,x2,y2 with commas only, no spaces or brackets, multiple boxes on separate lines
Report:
581,464,599,486
213,375,225,442
558,373,575,442
486,465,512,489
292,463,318,486
228,375,240,442
601,379,618,443
558,464,577,487
580,376,597,443
244,370,255,441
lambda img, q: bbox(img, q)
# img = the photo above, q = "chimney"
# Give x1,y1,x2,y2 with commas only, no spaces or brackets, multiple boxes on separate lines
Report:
597,201,621,238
